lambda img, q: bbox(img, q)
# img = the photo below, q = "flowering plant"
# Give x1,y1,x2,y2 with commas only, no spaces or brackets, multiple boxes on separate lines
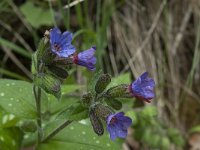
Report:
0,27,155,150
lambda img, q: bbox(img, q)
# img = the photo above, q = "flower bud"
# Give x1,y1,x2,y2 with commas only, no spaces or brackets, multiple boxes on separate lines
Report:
81,92,93,107
36,37,50,62
73,46,96,71
20,120,37,133
93,104,112,121
89,109,104,136
47,65,68,80
106,84,132,98
34,73,61,99
42,49,56,65
105,98,122,110
95,74,111,94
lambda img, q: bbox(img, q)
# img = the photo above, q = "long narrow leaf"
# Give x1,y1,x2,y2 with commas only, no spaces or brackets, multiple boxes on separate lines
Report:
0,38,31,59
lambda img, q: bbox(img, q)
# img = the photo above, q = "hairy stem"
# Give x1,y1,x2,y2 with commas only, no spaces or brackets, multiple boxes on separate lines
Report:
42,120,72,143
33,85,42,144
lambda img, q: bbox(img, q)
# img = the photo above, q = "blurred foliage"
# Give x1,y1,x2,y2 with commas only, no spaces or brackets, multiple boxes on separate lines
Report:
20,2,54,28
127,106,185,149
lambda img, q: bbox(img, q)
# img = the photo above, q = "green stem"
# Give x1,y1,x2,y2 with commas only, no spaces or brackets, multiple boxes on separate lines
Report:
33,85,42,144
42,120,72,143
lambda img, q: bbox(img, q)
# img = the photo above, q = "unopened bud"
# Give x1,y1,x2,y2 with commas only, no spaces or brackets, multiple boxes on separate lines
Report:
81,92,93,107
95,74,111,94
89,109,104,136
94,104,112,121
34,73,61,99
106,84,132,98
36,37,50,62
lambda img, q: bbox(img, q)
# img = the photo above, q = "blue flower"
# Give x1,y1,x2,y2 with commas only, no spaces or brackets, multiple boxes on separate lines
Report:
107,112,132,140
130,72,155,103
50,27,75,57
73,46,96,71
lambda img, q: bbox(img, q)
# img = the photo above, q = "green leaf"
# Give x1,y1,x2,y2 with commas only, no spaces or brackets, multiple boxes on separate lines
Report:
125,111,137,125
142,106,157,117
189,125,200,133
0,127,23,150
47,83,81,115
0,38,31,59
168,128,185,146
87,70,103,94
47,96,79,115
107,73,131,89
160,137,170,150
39,123,121,150
0,80,36,119
0,113,18,128
20,2,54,28
61,84,82,95
56,103,88,121
105,98,122,110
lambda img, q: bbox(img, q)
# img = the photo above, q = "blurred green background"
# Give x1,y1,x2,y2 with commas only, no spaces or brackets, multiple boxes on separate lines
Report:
0,0,200,150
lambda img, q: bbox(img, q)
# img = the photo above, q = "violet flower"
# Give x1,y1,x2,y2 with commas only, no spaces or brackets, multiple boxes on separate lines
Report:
73,46,96,71
107,112,132,140
130,72,155,103
50,27,75,57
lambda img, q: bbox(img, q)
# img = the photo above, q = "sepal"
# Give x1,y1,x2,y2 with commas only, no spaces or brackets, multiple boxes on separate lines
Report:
93,104,112,121
89,109,104,136
36,37,49,61
106,84,132,98
34,73,61,99
81,92,93,107
31,52,38,75
95,74,111,94
51,57,73,66
105,98,122,110
47,65,68,80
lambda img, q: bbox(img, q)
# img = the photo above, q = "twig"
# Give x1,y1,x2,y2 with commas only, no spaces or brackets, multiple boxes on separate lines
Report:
121,0,167,74
1,46,32,79
63,0,84,9
171,6,192,56
42,120,72,142
0,20,33,53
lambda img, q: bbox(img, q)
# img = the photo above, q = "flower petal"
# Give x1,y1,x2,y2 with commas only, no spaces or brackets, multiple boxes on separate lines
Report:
106,112,132,140
74,46,96,71
49,27,76,57
131,72,155,101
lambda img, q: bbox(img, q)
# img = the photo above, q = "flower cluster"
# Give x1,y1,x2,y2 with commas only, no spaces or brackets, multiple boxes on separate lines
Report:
33,27,155,141
85,72,155,141
50,28,155,140
50,27,96,71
